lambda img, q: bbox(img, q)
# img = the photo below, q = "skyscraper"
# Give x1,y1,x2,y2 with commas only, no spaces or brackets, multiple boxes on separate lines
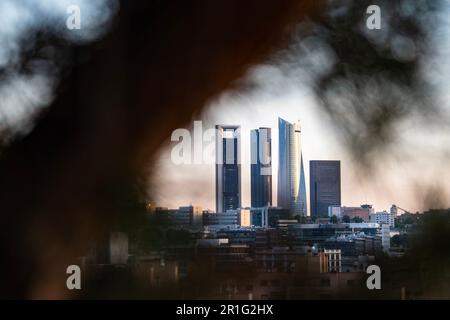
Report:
310,160,341,218
251,127,272,208
215,125,241,213
277,118,307,217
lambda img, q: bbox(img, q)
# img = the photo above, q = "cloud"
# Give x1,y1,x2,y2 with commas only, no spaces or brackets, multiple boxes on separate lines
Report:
0,0,119,139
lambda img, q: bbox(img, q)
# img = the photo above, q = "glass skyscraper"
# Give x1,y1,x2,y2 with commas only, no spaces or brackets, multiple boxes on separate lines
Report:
310,160,341,218
215,125,241,213
250,127,272,208
277,118,307,217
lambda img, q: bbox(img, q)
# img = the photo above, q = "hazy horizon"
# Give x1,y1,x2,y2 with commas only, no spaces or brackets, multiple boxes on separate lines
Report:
149,2,450,214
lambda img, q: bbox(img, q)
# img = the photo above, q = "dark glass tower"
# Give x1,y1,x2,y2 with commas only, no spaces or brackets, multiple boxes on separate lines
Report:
250,128,272,208
310,160,341,218
215,125,241,213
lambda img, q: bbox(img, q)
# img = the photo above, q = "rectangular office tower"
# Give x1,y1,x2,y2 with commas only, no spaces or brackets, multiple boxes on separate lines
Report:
277,118,307,217
310,160,341,218
250,128,272,208
216,125,241,213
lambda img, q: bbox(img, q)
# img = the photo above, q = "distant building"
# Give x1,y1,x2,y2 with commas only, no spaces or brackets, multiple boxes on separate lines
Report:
370,211,395,228
323,233,382,256
251,208,268,228
328,205,342,218
251,128,272,208
240,208,251,227
289,223,379,246
203,210,239,226
152,205,203,227
310,160,341,218
251,207,290,228
171,205,203,226
216,125,241,213
329,205,373,221
217,229,255,245
390,205,398,217
277,118,307,217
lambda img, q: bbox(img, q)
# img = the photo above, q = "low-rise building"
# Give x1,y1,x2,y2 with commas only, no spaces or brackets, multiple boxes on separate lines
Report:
203,210,239,226
370,211,395,228
250,207,290,228
328,205,374,222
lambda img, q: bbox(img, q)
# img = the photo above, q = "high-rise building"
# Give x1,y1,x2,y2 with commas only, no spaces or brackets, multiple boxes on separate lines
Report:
310,160,341,218
277,118,307,217
216,125,241,213
250,128,272,208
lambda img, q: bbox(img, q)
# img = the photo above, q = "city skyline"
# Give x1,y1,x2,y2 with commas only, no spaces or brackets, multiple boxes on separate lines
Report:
154,116,346,214
151,52,450,215
151,93,450,214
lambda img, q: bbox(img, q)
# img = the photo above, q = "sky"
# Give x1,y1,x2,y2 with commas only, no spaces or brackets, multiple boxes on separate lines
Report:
0,0,118,137
150,2,450,214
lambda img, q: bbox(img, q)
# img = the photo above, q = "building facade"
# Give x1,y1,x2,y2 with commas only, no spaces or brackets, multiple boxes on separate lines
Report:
310,160,341,218
328,205,373,222
203,210,240,226
172,205,203,226
251,207,290,228
251,128,272,208
215,125,241,213
370,211,395,228
277,118,307,217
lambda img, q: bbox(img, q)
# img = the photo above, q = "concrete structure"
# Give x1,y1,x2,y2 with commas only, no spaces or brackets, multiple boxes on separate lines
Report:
240,208,251,227
203,210,239,226
277,118,307,217
170,205,203,226
310,160,341,218
152,205,203,227
250,207,290,228
370,211,395,228
321,249,342,273
329,205,374,222
323,233,382,256
289,223,380,246
250,128,272,208
381,224,391,252
215,125,241,213
390,205,398,217
328,205,342,218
